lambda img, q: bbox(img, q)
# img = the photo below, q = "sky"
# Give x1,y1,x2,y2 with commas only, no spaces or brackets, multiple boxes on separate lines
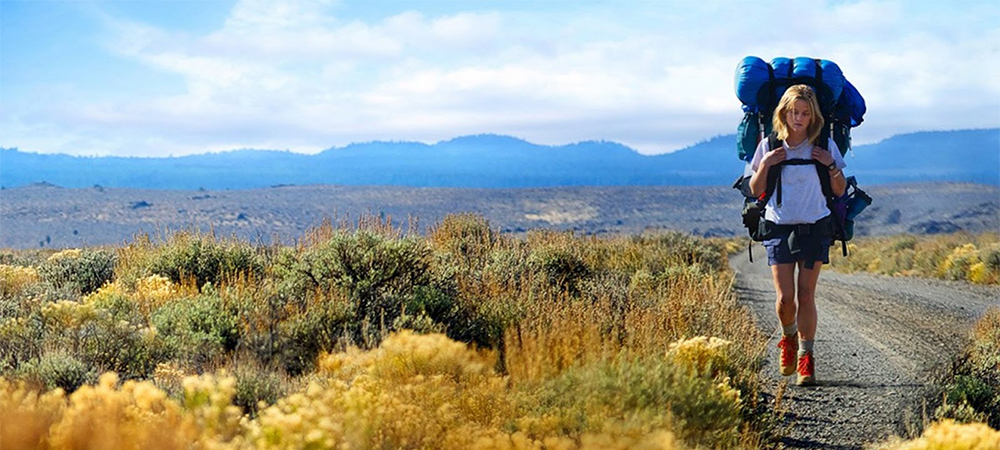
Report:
1,0,998,157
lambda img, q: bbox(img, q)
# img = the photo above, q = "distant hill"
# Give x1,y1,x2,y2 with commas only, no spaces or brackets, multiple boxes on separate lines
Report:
1,129,996,189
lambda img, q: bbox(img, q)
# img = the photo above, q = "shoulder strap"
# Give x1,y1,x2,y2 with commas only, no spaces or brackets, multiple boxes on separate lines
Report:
762,134,783,206
767,133,781,153
812,162,835,199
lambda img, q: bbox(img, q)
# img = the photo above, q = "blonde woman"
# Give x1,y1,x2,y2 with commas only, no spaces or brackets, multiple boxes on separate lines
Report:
749,84,847,386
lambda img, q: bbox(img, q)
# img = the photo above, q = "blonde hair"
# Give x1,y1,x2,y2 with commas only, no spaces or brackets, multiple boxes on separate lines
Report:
772,85,825,144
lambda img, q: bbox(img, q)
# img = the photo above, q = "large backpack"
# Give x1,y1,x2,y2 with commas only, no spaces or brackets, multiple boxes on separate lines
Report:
732,56,871,262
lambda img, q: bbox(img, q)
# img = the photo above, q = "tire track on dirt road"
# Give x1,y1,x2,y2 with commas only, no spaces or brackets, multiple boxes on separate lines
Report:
731,246,999,449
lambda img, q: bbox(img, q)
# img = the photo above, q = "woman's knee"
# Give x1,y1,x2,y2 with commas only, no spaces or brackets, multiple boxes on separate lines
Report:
775,292,797,307
797,286,816,302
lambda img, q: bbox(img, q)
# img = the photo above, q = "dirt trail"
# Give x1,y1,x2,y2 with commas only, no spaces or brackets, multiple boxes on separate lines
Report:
731,246,999,449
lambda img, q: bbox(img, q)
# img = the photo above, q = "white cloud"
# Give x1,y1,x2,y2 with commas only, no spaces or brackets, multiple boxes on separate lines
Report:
3,0,998,157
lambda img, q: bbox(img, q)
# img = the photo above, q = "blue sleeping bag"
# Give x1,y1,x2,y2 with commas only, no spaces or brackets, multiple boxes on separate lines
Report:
734,56,865,161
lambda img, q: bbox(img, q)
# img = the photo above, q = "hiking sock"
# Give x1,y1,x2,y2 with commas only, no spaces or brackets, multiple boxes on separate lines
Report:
782,322,798,337
798,339,814,357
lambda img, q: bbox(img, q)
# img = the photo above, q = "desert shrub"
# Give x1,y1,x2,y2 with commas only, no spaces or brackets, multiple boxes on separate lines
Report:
832,233,1000,284
646,232,728,273
42,291,169,380
429,213,501,271
275,229,433,345
278,295,356,375
149,234,263,288
0,314,46,372
247,331,511,450
528,245,592,295
17,350,94,393
230,358,289,417
0,264,41,300
220,274,357,375
0,378,68,450
0,372,245,450
37,249,116,295
933,308,1000,430
530,360,739,444
79,317,164,380
938,244,980,281
870,419,999,450
151,293,239,370
984,245,1000,271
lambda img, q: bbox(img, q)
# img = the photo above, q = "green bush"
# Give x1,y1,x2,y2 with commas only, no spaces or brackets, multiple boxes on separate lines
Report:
935,308,1000,429
275,230,433,344
0,313,45,371
38,249,117,295
527,357,743,448
232,359,288,417
66,294,169,380
528,246,591,295
429,213,499,271
943,375,996,415
18,349,94,392
150,236,263,288
278,298,355,375
151,294,239,369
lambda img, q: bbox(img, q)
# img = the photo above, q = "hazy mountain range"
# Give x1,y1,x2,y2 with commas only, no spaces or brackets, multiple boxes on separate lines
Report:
1,129,997,189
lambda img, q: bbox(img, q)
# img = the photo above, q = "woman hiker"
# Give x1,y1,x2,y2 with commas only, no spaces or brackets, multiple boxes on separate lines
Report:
748,84,847,386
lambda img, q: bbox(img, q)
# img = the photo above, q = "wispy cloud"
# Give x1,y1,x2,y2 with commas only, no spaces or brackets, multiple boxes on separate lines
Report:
2,0,998,156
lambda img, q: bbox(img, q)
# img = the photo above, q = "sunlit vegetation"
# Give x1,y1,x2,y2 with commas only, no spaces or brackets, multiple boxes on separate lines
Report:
0,214,775,449
830,233,1000,284
931,307,1000,429
869,419,999,450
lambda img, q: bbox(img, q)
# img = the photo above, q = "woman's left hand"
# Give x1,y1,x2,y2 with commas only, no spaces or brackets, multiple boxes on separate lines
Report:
811,146,835,166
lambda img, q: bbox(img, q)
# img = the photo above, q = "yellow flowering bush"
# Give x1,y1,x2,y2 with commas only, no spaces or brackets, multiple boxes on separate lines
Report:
182,372,246,446
831,233,1000,284
134,274,185,315
47,249,83,262
1,372,248,450
967,262,994,285
0,378,66,449
666,336,732,376
40,300,97,330
251,331,511,450
0,264,40,297
83,280,129,307
939,244,981,281
872,419,1000,450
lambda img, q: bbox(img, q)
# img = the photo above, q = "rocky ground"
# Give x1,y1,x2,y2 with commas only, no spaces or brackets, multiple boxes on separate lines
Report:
0,182,996,249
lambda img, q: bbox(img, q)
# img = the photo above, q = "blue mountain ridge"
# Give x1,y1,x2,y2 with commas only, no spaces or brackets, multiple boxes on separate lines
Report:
0,129,996,189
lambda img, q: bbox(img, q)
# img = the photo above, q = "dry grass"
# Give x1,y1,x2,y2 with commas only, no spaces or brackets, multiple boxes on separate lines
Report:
0,214,773,450
829,232,1000,284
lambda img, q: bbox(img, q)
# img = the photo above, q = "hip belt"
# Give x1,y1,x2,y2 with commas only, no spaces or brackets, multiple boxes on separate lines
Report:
759,216,835,269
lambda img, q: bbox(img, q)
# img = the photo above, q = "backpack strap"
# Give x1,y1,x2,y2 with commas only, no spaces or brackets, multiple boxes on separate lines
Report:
769,159,832,207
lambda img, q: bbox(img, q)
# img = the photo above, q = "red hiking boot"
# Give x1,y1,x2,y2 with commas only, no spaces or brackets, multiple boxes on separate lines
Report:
797,352,816,386
778,335,798,376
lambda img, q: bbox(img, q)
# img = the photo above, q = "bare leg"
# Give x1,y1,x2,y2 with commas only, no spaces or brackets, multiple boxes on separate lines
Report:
796,261,822,341
771,263,797,328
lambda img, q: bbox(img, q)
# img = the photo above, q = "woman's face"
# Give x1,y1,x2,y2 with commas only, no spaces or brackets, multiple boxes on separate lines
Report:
785,99,812,134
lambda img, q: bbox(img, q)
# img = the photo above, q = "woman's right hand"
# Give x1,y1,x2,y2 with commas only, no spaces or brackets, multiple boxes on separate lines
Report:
760,147,787,168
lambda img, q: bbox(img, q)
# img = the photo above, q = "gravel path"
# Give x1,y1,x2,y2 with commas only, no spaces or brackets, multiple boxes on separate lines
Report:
731,246,999,449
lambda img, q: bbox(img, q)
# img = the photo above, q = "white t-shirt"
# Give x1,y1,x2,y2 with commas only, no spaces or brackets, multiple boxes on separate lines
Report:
750,138,847,225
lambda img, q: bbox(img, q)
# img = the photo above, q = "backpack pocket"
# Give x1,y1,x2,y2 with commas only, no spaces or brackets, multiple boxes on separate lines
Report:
741,200,765,241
